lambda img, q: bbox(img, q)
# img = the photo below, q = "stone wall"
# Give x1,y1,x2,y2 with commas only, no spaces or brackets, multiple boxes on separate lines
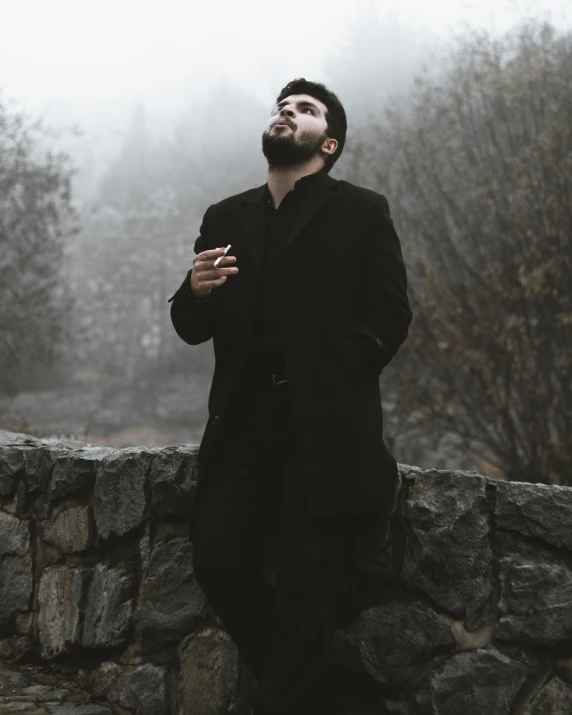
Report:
1,428,572,714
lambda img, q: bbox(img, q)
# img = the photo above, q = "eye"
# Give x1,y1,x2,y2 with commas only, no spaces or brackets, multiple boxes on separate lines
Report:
303,107,313,114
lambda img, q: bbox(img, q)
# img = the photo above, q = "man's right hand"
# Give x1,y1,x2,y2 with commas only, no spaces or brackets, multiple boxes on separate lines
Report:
190,248,239,299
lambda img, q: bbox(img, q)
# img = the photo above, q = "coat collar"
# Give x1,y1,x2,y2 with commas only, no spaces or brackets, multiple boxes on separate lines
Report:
238,170,339,278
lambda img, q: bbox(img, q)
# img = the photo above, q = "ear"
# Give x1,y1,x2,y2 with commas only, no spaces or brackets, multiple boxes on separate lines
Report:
322,138,338,156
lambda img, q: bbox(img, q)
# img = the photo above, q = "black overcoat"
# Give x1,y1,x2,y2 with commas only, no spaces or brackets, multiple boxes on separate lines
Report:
168,171,412,540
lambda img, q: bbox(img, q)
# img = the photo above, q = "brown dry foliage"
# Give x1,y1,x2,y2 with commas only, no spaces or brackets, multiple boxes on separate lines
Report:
355,21,572,482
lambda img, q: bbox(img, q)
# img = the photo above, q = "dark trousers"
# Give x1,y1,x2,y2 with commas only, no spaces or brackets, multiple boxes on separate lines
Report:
191,378,367,714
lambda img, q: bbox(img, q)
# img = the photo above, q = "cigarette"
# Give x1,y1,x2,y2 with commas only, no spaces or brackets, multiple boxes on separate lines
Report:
214,244,231,268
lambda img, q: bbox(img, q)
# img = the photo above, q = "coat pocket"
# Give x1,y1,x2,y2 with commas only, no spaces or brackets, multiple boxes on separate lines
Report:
346,333,380,378
345,323,389,379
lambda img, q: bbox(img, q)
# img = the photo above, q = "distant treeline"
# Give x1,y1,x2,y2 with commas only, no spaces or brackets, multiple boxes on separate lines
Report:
1,19,570,483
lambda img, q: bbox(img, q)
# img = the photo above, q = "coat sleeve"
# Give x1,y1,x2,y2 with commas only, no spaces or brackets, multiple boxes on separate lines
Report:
349,194,412,373
167,205,215,345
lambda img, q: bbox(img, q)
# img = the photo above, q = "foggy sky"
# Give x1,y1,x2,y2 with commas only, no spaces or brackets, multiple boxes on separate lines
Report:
2,0,570,131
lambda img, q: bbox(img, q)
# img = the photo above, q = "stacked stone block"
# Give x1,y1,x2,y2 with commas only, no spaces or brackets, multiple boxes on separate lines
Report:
1,430,572,714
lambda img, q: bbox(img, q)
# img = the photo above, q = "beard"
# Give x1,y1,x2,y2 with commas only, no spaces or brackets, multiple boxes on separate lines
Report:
261,127,328,168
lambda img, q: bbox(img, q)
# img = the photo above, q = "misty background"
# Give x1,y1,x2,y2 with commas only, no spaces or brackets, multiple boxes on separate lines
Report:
1,0,571,484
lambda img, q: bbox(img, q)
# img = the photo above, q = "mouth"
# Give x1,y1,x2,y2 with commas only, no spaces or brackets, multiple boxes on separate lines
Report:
274,121,292,129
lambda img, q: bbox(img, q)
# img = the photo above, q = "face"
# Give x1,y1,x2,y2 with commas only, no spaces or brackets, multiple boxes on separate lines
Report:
261,93,338,168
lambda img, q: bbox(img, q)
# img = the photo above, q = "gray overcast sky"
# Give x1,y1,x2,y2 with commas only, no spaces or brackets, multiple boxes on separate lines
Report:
1,0,570,129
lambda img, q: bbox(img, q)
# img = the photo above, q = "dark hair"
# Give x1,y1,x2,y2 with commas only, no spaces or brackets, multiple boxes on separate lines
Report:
275,78,347,173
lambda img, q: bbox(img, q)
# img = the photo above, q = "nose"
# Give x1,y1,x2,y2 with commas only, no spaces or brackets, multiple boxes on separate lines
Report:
279,105,294,118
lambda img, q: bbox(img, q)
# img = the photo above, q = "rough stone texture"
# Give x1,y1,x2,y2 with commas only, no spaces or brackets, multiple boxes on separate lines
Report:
0,661,112,714
82,563,136,648
148,446,196,518
78,662,121,700
417,648,532,715
0,513,33,631
43,505,93,554
80,660,169,715
496,534,572,645
3,431,572,715
178,627,239,715
0,430,43,447
0,636,33,662
496,481,572,552
134,536,209,651
94,449,154,540
37,566,87,658
107,663,168,715
0,661,30,688
0,446,25,498
35,540,61,580
525,676,572,714
82,661,168,715
0,511,30,556
23,447,56,498
331,598,455,686
401,468,494,629
49,448,113,502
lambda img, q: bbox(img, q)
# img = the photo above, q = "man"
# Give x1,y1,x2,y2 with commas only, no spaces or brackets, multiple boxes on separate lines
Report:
168,78,412,715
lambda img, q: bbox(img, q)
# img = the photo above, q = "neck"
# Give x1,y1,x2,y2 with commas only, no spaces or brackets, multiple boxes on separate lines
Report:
267,158,325,209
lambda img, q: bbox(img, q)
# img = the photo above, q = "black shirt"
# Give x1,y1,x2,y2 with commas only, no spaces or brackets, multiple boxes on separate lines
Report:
247,170,325,376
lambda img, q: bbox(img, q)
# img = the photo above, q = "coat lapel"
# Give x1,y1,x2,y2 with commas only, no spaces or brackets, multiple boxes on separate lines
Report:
238,171,339,279
237,185,267,278
287,172,338,249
